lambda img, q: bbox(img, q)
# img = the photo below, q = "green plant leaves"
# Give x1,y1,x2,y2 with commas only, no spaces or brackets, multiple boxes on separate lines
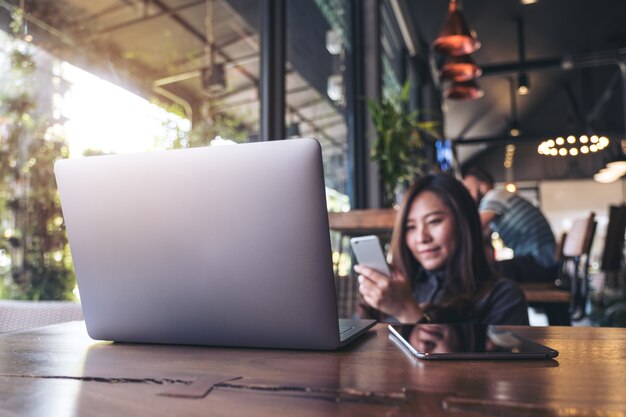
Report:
368,82,440,206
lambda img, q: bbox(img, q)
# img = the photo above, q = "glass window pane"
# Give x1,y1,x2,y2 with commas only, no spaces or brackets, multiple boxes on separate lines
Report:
286,0,351,213
380,1,403,101
0,0,261,299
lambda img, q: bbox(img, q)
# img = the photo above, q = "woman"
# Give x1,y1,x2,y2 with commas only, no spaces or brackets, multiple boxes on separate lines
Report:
354,174,528,325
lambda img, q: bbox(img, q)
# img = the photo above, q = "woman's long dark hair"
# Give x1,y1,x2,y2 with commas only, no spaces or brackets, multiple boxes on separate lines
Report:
389,174,495,302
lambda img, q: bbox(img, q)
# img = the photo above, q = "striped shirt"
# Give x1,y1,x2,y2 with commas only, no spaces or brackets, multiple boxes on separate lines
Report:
480,189,557,268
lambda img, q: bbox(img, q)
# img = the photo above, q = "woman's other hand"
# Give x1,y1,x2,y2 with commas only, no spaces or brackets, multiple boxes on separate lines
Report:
354,264,422,323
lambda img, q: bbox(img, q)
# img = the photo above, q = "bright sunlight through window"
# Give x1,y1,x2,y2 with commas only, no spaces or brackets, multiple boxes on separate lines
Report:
58,62,189,157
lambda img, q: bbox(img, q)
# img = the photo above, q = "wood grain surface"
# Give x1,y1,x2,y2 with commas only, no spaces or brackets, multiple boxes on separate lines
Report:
0,322,625,417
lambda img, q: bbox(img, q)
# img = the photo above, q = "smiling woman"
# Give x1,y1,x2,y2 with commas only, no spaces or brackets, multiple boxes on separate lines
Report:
354,174,529,326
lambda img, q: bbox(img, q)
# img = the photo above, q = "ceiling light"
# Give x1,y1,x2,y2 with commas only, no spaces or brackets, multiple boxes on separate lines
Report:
444,79,484,100
517,73,529,95
594,159,626,183
326,30,343,55
286,121,301,138
202,63,226,95
327,74,344,102
441,54,482,81
202,0,226,95
594,170,622,183
538,134,610,157
521,0,538,4
607,161,626,171
508,77,521,137
599,136,610,148
432,0,480,56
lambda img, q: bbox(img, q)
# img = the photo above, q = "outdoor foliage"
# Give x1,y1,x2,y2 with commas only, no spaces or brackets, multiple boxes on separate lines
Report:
368,82,440,206
0,28,75,300
152,98,249,150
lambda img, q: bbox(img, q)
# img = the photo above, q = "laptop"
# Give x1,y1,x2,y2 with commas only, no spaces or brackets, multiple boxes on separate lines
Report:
54,138,375,350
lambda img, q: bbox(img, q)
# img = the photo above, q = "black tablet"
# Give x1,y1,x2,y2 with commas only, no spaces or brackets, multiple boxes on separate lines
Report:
388,324,559,360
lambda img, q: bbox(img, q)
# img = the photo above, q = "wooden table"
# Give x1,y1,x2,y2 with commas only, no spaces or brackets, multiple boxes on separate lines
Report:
1,322,625,416
328,208,397,236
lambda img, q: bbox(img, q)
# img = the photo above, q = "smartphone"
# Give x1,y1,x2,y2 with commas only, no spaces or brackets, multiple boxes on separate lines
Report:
350,235,391,276
388,324,559,360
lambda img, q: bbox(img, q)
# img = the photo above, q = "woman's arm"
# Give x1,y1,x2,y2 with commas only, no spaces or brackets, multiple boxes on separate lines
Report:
354,265,424,323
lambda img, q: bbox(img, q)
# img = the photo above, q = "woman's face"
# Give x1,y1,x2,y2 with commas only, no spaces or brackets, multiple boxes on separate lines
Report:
404,190,457,271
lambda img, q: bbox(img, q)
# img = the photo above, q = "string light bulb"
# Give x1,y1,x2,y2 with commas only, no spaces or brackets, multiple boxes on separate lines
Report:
538,135,610,156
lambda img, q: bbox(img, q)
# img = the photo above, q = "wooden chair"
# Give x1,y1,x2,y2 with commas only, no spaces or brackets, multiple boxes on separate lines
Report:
561,212,597,321
600,204,626,288
522,212,596,325
596,205,626,325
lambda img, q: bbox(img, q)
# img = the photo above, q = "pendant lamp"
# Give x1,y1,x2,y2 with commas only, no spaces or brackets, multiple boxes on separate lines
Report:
203,0,227,95
444,79,484,100
432,0,480,56
441,54,482,81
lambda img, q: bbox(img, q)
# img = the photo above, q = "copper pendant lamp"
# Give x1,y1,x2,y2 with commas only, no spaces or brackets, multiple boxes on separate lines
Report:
441,54,482,81
444,79,484,100
433,0,481,56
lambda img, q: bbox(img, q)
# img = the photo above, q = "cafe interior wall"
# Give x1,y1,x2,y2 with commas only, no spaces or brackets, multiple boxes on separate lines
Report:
540,179,625,267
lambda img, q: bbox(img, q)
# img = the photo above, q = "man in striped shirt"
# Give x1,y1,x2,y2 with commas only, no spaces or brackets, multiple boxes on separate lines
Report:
462,167,558,283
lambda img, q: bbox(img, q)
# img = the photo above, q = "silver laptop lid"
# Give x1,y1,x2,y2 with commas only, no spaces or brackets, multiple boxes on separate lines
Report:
55,138,342,349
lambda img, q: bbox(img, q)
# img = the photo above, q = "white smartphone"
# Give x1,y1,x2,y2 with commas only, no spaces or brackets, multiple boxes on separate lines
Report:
349,235,391,276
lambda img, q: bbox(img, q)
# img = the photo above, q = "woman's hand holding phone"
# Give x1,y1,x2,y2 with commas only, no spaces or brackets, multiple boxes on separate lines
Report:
350,235,422,322
353,265,422,323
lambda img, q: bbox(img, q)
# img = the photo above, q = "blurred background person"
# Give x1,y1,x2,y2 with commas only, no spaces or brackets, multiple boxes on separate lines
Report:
462,167,558,283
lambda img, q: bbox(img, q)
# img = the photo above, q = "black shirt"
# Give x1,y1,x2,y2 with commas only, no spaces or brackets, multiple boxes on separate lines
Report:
410,270,529,325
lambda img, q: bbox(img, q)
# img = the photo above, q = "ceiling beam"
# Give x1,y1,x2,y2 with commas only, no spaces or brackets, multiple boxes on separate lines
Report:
587,71,621,124
564,82,584,128
481,49,626,76
454,131,620,146
147,0,259,85
81,0,205,43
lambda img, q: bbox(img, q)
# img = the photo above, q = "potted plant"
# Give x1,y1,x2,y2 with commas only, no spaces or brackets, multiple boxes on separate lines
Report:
368,82,440,206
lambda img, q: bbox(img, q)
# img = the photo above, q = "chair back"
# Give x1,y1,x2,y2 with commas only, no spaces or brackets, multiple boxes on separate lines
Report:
562,213,596,257
560,212,596,321
601,204,626,272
